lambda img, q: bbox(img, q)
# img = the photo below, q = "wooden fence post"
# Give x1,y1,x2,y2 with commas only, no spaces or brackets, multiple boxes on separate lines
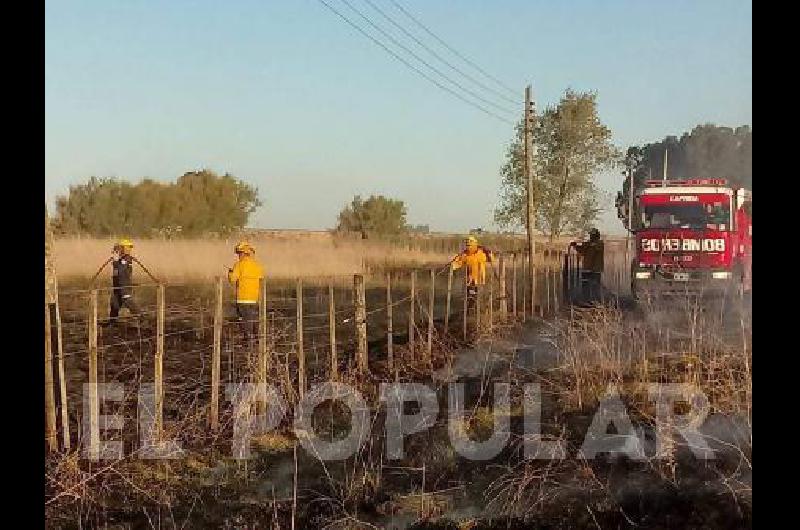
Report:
544,264,551,316
354,274,368,373
154,284,165,439
426,268,434,364
87,290,99,458
211,276,222,430
511,252,517,318
408,270,416,355
386,274,393,373
45,205,67,452
566,252,571,297
44,204,58,452
260,278,269,381
444,266,453,331
195,299,204,340
55,301,70,450
558,251,569,307
531,250,537,318
553,264,560,313
571,252,577,300
561,251,566,306
499,255,507,322
474,282,481,337
572,251,577,301
258,278,268,414
45,303,57,452
329,284,338,381
488,273,494,332
536,264,543,318
296,279,305,399
462,272,468,341
522,254,528,322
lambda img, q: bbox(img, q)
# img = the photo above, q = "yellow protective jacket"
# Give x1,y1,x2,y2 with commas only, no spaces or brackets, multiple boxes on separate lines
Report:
228,256,264,303
451,247,491,285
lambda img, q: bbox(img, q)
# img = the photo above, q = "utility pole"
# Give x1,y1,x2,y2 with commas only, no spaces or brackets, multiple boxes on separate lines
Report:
626,162,635,288
524,85,536,315
627,165,635,233
662,147,668,186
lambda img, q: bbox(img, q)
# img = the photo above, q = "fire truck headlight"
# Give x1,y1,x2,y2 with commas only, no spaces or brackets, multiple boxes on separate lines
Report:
635,271,652,280
712,271,732,280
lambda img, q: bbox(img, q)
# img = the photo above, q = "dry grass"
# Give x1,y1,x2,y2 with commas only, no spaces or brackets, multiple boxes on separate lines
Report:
53,233,457,284
487,294,753,522
554,298,752,419
54,231,572,285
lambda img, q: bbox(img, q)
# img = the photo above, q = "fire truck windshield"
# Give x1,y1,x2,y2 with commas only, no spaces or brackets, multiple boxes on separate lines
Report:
642,202,731,231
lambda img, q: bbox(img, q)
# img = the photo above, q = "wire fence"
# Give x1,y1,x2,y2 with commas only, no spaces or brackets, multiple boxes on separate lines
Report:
44,243,632,455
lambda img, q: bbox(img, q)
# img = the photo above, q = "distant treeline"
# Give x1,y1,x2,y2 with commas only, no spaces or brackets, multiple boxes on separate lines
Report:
335,195,408,238
52,170,261,237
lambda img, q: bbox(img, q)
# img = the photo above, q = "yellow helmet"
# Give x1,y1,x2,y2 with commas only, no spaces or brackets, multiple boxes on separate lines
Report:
234,241,254,255
465,236,478,246
116,238,134,250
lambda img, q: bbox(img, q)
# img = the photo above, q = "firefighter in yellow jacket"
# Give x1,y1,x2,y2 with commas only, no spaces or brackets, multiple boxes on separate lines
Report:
227,241,264,339
450,236,493,299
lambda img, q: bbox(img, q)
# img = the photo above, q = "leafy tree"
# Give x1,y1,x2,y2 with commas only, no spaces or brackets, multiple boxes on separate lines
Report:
615,124,752,228
336,195,408,238
496,89,617,239
52,170,260,237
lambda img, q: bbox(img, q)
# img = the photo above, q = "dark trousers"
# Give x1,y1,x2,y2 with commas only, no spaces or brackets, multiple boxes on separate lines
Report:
466,283,479,310
582,272,602,302
235,303,259,340
109,291,139,321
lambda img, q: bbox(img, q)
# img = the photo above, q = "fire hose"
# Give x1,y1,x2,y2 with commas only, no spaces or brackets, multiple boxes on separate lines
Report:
88,255,160,288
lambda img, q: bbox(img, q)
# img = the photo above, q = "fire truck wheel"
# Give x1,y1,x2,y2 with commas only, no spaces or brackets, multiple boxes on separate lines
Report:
725,265,746,301
743,262,752,293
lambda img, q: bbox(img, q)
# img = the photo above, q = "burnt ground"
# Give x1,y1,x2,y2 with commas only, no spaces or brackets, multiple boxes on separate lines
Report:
46,282,751,529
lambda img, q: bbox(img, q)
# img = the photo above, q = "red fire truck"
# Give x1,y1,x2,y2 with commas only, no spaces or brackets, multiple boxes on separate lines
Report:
626,178,751,298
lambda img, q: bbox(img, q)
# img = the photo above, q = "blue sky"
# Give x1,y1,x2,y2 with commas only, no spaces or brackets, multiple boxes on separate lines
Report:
45,0,752,234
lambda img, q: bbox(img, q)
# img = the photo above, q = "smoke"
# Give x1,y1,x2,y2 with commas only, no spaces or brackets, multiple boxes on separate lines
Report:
630,124,752,188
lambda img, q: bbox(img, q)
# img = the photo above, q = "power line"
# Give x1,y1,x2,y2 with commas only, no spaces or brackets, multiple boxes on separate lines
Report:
313,0,514,123
388,0,518,98
360,0,519,107
337,0,516,116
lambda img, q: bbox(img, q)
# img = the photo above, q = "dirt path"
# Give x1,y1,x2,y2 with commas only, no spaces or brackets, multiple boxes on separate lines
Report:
433,319,563,383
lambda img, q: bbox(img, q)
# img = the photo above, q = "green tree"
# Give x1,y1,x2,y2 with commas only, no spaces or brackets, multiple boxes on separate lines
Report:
172,170,260,235
52,170,261,237
496,89,617,239
335,195,408,238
